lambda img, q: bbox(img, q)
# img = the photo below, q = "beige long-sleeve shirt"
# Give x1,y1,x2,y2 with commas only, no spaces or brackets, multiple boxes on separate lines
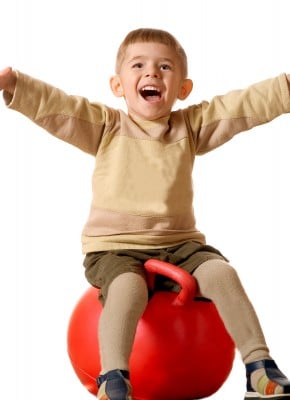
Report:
6,72,290,252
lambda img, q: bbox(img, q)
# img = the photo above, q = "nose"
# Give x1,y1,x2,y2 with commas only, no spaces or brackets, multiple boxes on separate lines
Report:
145,64,160,78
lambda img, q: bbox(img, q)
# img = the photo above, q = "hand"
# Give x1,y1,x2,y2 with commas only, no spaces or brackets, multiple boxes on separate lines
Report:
0,67,17,95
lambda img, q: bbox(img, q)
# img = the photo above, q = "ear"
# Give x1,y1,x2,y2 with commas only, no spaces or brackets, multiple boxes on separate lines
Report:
110,75,124,97
178,78,193,100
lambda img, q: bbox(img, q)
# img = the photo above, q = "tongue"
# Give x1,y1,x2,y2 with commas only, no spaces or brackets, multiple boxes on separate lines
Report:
142,89,160,102
144,94,160,102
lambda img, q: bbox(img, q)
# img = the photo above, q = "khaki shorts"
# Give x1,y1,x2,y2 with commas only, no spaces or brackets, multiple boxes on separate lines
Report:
83,241,227,304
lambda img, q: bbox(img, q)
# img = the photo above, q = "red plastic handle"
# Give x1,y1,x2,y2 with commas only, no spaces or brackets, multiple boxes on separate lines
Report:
144,259,197,306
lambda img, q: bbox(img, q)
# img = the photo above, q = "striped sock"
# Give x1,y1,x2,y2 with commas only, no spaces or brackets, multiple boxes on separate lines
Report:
251,368,284,395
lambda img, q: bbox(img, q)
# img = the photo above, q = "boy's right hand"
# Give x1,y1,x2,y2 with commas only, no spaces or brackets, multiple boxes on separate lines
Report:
0,67,17,95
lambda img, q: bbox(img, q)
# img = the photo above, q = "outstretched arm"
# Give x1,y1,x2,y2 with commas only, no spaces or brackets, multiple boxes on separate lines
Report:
194,73,290,155
1,69,107,155
0,67,17,95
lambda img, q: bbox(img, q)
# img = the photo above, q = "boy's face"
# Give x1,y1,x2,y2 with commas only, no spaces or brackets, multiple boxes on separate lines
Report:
110,42,192,120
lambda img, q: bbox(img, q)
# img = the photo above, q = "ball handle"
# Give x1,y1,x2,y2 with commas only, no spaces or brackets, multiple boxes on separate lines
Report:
144,259,197,306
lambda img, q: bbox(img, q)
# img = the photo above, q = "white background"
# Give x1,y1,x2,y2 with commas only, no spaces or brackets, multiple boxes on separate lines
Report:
0,0,290,399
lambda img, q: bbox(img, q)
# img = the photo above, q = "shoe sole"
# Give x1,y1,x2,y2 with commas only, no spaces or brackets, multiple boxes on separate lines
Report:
245,392,290,399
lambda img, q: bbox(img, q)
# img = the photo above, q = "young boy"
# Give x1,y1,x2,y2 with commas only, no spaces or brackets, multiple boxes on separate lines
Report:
1,28,290,400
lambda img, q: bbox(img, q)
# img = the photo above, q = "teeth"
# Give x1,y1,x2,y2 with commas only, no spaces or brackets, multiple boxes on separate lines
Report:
141,86,160,92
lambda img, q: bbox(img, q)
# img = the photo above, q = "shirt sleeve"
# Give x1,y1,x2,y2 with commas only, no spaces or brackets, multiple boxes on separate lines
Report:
4,71,111,155
186,74,290,155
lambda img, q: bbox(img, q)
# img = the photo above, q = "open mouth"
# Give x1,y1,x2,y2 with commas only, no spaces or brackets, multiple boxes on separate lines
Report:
140,86,161,101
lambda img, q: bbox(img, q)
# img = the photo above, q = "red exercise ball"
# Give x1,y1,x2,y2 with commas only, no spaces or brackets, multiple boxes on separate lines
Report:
67,259,235,400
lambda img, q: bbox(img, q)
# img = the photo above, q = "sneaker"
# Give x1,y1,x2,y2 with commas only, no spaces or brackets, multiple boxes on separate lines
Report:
97,369,132,400
244,360,290,399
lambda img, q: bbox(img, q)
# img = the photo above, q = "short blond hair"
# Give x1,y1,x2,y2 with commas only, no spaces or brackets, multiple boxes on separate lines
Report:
115,28,188,77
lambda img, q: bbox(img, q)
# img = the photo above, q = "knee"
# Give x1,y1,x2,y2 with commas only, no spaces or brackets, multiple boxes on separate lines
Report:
194,259,240,299
107,272,149,309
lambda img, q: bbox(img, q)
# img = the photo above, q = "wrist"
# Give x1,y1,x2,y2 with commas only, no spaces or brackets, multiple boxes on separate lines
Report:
286,74,290,94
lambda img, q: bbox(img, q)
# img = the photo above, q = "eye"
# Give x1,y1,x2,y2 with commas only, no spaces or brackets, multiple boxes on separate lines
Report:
160,64,172,71
132,62,143,69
